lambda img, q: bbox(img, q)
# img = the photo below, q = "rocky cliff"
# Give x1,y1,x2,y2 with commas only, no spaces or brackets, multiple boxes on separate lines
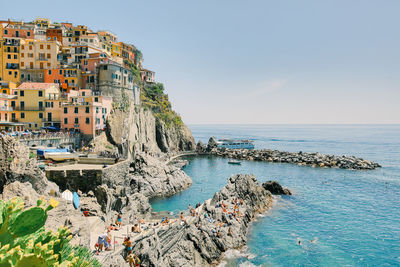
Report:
99,94,195,158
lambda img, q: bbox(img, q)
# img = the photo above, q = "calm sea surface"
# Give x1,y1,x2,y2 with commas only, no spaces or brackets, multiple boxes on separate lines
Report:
150,125,400,266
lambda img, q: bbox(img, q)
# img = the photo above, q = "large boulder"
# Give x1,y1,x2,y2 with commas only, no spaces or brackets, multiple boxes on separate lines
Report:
262,180,292,195
0,135,59,195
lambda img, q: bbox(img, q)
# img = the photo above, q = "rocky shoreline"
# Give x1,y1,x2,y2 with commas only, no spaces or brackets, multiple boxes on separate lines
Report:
197,137,381,170
106,174,290,266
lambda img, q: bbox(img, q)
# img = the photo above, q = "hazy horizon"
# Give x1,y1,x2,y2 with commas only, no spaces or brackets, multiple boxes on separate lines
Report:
2,0,399,124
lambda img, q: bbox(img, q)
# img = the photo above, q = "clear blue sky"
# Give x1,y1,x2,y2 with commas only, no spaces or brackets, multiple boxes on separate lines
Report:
2,0,399,124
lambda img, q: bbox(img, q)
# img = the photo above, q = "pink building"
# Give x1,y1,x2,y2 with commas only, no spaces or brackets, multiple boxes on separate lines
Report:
61,89,112,136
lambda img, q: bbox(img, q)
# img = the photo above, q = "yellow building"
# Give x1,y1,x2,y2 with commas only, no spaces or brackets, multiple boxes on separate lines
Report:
1,37,20,84
111,42,122,58
11,82,60,130
20,39,60,70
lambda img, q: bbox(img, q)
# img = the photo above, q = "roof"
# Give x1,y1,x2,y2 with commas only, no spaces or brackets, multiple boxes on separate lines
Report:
17,83,59,90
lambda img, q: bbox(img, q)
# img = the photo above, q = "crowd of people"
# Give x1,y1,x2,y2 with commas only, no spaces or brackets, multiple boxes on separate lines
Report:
93,197,245,265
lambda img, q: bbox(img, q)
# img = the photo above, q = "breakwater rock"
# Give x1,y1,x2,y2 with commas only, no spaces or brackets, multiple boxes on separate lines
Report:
202,145,381,170
263,180,292,195
107,174,275,266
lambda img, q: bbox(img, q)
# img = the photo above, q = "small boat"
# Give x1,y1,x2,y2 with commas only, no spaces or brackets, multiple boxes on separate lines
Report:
73,192,80,209
228,160,241,165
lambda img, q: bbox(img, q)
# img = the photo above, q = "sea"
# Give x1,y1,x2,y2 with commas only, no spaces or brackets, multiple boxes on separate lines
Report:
150,124,400,266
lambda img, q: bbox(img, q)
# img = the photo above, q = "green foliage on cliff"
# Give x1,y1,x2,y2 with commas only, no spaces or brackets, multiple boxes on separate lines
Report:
141,83,183,128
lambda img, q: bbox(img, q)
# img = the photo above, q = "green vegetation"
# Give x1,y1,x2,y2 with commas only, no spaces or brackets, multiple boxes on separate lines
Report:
0,197,100,267
141,83,183,128
29,152,35,159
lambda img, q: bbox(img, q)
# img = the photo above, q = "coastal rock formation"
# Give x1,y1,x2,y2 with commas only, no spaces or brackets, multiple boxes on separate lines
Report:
106,174,275,267
205,146,381,170
155,119,195,153
263,180,292,195
103,102,195,157
89,153,192,224
206,136,218,152
0,135,59,194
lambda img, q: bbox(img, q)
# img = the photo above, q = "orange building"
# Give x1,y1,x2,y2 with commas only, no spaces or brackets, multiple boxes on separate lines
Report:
2,22,34,39
46,28,63,43
44,68,82,93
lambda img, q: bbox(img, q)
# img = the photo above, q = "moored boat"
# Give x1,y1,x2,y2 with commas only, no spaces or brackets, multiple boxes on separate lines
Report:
228,160,241,165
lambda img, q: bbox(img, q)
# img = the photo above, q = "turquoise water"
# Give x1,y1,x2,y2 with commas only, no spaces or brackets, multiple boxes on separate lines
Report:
150,125,400,266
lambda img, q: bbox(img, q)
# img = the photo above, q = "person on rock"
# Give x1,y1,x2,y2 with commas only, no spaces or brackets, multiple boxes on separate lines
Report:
116,213,122,228
123,237,133,258
127,253,141,267
180,212,188,225
132,224,141,233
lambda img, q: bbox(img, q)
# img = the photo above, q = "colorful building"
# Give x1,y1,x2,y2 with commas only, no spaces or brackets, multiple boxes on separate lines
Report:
20,39,61,70
1,37,20,84
44,68,81,93
11,82,60,130
141,69,155,83
61,89,112,136
2,22,34,39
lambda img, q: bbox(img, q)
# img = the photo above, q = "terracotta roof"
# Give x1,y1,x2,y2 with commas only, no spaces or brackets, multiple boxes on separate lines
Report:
17,82,59,90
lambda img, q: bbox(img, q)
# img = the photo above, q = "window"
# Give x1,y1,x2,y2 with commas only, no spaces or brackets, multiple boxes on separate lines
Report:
40,44,43,49
11,101,15,107
29,45,32,50
96,107,99,114
20,101,25,109
74,117,78,124
48,70,52,75
4,29,7,35
20,91,24,97
85,107,89,113
74,107,78,113
21,53,24,58
27,32,31,37
21,62,24,67
47,45,50,49
39,101,43,109
47,53,51,59
94,97,98,102
85,117,90,124
59,70,62,75
82,92,86,96
2,90,6,94
20,112,25,119
39,113,43,119
7,55,11,59
38,91,43,97
64,118,68,124
64,107,68,114
13,55,17,59
35,123,37,128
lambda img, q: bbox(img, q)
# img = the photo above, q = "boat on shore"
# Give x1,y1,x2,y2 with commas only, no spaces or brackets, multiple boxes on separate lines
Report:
217,139,255,149
228,160,241,165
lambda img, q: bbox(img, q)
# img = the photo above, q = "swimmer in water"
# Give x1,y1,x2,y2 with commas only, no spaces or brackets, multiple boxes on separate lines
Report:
310,237,318,243
297,237,302,245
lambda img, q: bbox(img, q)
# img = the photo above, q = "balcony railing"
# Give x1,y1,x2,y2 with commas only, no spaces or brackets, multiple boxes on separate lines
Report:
0,106,13,111
13,107,45,111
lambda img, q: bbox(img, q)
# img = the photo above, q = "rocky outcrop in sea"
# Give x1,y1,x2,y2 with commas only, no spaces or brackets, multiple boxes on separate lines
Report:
106,174,276,266
198,137,381,170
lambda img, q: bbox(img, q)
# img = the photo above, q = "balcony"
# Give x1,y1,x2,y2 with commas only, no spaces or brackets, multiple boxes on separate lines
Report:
36,57,48,61
13,107,45,111
0,106,13,111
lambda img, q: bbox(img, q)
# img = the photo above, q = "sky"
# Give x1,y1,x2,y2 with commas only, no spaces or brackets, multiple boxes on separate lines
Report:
2,0,399,124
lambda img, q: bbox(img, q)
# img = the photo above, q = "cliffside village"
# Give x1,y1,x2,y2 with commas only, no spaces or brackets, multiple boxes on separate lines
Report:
0,18,155,138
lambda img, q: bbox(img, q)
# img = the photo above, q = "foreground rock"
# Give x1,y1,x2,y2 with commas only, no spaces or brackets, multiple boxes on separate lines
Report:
106,174,275,266
200,141,381,170
263,180,292,195
0,135,59,194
